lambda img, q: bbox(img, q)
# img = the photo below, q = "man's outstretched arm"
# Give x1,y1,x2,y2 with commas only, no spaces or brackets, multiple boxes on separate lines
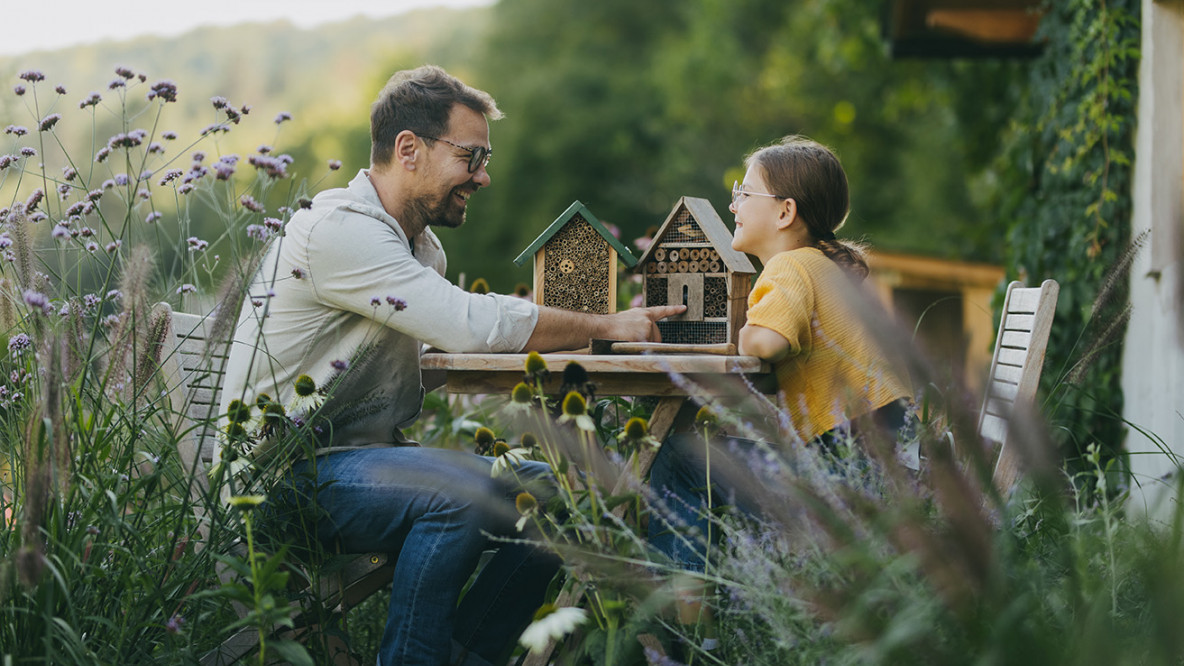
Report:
522,304,686,353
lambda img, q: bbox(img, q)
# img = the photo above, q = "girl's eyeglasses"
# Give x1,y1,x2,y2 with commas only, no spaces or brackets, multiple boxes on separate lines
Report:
732,180,786,206
422,135,492,173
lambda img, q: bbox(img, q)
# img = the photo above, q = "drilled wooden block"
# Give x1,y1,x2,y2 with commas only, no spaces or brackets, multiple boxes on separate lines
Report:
646,276,668,306
542,214,611,313
705,277,727,318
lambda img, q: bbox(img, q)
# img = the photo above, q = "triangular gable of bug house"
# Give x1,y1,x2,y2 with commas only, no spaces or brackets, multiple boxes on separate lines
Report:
636,197,755,345
514,201,638,314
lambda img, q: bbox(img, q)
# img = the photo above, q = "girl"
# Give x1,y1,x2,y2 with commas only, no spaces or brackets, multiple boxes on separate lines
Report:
649,135,912,573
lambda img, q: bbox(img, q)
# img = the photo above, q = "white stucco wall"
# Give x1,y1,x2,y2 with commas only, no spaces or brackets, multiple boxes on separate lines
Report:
1124,0,1184,518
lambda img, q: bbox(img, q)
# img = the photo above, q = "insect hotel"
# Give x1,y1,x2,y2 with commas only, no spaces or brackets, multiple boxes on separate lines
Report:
514,200,639,314
636,197,756,346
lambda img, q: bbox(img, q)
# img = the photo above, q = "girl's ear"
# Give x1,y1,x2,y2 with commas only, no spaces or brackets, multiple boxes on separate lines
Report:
776,197,798,230
395,130,419,171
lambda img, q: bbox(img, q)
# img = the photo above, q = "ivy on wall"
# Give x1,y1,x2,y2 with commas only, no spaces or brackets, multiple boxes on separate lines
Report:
1000,0,1141,471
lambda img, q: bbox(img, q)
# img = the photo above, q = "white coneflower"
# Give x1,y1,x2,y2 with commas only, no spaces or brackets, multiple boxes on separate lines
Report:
557,391,596,432
286,374,324,416
501,381,537,417
518,605,588,652
490,443,530,478
514,491,538,532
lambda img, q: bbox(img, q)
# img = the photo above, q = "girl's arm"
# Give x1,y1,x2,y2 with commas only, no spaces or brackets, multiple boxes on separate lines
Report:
738,323,792,362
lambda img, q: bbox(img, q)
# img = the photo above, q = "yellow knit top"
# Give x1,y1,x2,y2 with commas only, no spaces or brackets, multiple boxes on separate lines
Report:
745,247,910,443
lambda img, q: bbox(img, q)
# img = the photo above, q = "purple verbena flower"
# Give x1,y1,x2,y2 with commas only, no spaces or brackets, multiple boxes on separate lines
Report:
23,290,52,315
145,211,163,224
57,184,71,199
7,333,32,355
115,66,135,80
38,114,61,132
106,289,122,301
62,166,76,181
165,615,185,634
210,96,228,110
52,224,70,240
108,79,126,90
187,237,208,251
105,240,121,253
19,147,36,158
247,154,290,179
386,296,407,311
94,146,110,163
256,144,272,154
239,195,264,213
54,85,66,95
159,169,183,185
25,189,44,212
200,123,231,136
147,142,164,154
19,71,45,82
83,294,101,311
245,225,269,242
4,125,28,136
79,92,102,108
87,188,104,202
274,111,292,124
0,155,13,170
298,198,313,210
291,267,304,279
370,297,381,307
330,359,349,371
85,241,99,252
328,159,342,171
176,284,196,294
161,130,177,140
147,80,177,103
262,217,283,233
13,85,25,96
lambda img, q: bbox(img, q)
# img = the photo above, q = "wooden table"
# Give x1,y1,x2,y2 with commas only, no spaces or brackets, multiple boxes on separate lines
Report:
420,351,771,446
421,351,771,665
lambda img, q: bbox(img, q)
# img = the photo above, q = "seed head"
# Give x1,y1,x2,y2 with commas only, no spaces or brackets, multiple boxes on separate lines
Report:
227,399,252,424
492,440,511,457
469,278,489,294
474,426,496,448
524,351,547,376
623,417,649,441
561,391,587,417
515,491,538,514
511,382,533,404
294,374,316,397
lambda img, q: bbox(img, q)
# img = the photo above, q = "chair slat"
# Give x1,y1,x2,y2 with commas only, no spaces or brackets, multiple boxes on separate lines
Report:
1007,287,1043,314
980,413,1008,444
1003,313,1035,332
989,379,1019,401
996,347,1028,367
1000,330,1032,349
993,363,1024,384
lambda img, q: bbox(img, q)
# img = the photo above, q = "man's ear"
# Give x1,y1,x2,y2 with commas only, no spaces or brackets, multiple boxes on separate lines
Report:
394,130,419,171
776,197,798,230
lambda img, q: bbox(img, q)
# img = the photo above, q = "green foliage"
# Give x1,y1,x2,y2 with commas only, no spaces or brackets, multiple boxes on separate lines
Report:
997,0,1140,472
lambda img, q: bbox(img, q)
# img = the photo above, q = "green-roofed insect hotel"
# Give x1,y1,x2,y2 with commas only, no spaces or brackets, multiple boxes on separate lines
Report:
636,197,756,345
514,201,639,314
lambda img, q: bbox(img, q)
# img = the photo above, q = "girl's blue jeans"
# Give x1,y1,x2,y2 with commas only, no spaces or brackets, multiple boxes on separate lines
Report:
277,447,557,666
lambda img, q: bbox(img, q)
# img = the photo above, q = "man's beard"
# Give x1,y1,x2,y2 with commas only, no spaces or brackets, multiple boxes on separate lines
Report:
406,185,467,232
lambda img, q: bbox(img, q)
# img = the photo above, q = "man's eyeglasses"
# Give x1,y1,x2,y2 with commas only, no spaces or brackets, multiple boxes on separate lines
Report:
732,180,786,206
421,135,492,173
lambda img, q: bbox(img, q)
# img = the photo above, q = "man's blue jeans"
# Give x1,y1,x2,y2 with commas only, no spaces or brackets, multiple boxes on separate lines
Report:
283,447,558,666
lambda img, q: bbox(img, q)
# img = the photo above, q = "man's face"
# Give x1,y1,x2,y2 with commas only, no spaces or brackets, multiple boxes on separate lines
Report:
411,104,492,230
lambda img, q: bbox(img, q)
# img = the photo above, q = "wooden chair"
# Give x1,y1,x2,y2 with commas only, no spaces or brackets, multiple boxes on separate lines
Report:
153,303,395,665
977,279,1059,495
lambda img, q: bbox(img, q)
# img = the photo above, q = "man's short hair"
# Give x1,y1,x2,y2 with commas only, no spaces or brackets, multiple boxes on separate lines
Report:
370,65,503,168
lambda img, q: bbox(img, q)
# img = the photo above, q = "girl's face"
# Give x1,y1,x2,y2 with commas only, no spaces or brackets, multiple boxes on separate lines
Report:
729,164,786,258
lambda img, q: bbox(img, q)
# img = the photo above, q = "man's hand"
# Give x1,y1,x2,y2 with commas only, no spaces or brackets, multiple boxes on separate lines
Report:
602,305,687,342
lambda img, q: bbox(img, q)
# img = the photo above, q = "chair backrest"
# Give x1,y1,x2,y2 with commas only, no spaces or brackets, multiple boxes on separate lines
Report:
978,279,1059,494
155,303,231,503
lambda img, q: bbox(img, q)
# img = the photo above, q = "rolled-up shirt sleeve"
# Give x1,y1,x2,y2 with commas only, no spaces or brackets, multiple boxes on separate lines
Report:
302,210,538,353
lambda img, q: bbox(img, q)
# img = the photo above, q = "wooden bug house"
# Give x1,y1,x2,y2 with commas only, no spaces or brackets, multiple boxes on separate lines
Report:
514,201,638,314
636,197,756,345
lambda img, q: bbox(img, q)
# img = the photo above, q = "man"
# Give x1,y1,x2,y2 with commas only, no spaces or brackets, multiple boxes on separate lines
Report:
220,65,683,665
